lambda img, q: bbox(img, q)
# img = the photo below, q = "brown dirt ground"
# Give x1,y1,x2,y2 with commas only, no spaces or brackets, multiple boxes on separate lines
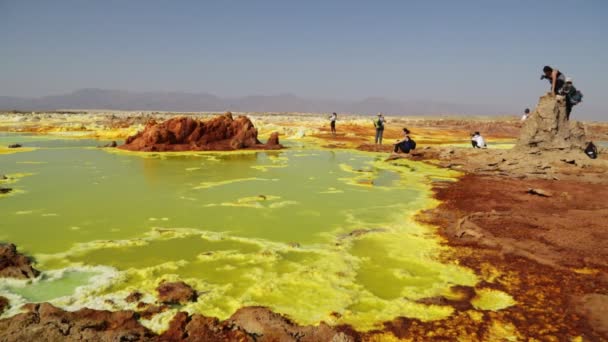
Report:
414,174,608,340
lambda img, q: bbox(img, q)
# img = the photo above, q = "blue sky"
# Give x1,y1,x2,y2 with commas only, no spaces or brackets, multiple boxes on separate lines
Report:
1,0,607,118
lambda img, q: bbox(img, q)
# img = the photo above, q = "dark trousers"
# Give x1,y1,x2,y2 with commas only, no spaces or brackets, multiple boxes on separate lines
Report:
565,98,573,120
394,141,410,153
553,79,565,95
375,129,384,144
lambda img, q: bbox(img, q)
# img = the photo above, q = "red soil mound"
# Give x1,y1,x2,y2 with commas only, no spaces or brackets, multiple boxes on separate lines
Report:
0,243,39,279
119,113,282,152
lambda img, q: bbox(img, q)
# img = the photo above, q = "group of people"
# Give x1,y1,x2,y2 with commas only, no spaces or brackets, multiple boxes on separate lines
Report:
541,66,583,120
329,112,416,154
324,66,596,157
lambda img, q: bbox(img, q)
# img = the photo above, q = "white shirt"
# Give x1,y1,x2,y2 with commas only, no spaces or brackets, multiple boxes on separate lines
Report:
475,135,486,148
330,114,337,122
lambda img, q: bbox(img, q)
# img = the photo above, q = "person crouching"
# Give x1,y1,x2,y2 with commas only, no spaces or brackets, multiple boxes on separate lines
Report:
471,132,486,148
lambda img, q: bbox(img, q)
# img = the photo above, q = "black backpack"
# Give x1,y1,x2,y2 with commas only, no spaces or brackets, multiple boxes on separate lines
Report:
409,139,416,150
570,89,583,105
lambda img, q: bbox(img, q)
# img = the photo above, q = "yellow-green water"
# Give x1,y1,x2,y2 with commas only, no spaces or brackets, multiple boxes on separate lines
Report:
0,133,508,331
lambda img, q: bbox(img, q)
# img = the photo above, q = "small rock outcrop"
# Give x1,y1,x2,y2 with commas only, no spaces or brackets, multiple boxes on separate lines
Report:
0,243,40,279
156,281,197,305
266,132,281,147
119,113,283,152
516,94,587,151
0,303,155,341
124,291,143,303
7,144,22,149
0,296,9,315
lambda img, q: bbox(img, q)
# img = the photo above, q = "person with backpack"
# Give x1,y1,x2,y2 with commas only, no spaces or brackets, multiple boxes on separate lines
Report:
585,142,598,159
374,113,386,144
559,78,583,120
329,112,337,136
541,66,566,95
394,128,416,153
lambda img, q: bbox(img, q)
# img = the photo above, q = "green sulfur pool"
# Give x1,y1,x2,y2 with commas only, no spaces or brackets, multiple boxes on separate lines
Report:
0,133,504,331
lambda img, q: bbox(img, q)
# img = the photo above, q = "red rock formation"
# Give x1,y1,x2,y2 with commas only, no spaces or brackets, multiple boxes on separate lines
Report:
0,296,8,315
158,311,252,341
156,281,197,305
124,291,143,303
0,303,155,342
119,112,283,152
266,132,280,147
0,243,40,279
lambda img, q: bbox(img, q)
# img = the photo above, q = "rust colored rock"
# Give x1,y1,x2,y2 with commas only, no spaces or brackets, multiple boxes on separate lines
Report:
0,302,155,342
119,113,283,152
266,132,281,147
0,296,8,315
156,281,197,305
124,291,143,303
573,294,608,339
0,243,40,279
138,304,168,320
159,312,252,341
228,306,357,342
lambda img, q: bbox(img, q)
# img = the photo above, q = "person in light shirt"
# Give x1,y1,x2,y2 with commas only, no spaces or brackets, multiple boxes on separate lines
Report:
521,108,530,121
471,132,486,149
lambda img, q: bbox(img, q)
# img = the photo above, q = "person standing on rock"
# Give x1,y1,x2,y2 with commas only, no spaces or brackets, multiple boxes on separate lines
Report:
541,66,566,95
329,112,337,136
374,113,386,144
559,78,583,120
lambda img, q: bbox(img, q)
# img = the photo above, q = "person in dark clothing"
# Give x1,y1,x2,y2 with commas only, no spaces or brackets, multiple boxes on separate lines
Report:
329,112,337,136
394,128,415,153
585,142,598,159
559,78,582,120
374,113,386,144
541,66,566,95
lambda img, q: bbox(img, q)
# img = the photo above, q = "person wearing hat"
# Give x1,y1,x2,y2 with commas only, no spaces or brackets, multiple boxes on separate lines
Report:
373,113,386,144
559,77,578,120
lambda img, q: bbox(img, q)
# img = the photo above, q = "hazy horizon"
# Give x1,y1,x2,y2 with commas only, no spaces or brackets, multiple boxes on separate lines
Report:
1,1,607,119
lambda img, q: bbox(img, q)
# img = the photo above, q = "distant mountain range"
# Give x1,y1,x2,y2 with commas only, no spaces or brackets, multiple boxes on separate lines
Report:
0,88,516,115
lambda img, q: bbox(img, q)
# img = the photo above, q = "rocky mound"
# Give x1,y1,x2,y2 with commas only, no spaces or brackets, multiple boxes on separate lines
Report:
0,296,8,315
0,243,40,279
0,303,155,342
516,93,587,151
156,281,197,305
119,112,283,152
0,304,359,342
